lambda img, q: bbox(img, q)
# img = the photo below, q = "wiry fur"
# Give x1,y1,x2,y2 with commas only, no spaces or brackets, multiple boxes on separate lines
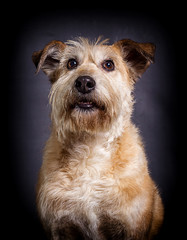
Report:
32,37,164,240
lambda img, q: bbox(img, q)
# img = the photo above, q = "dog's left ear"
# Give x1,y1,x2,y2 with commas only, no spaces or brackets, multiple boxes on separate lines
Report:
32,40,66,78
114,39,155,81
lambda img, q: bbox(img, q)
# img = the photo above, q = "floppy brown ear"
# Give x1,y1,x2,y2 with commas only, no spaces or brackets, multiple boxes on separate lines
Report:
32,40,66,78
114,39,155,81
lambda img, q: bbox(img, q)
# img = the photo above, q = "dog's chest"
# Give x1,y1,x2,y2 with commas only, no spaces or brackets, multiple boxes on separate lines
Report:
62,168,116,204
50,144,121,218
59,146,116,209
40,141,128,239
53,160,120,238
58,172,122,238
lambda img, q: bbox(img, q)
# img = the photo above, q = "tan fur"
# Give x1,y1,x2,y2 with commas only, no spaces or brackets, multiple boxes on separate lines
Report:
33,37,163,240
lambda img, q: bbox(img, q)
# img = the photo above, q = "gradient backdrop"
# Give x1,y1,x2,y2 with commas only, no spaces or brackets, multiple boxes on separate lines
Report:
7,7,180,240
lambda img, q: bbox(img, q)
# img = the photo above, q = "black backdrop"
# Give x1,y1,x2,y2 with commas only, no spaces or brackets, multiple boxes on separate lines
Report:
6,6,181,240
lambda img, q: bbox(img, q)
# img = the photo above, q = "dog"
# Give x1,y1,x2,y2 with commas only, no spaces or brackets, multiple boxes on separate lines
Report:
32,37,164,240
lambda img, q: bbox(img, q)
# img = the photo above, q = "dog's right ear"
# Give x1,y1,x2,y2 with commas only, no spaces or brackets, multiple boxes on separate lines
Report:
32,40,66,78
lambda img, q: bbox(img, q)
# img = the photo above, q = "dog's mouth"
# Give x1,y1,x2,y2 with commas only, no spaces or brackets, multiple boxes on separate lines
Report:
71,98,105,112
75,99,97,111
76,100,95,110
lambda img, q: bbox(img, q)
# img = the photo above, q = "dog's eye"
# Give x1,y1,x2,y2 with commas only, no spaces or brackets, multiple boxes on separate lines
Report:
67,58,78,70
102,60,115,71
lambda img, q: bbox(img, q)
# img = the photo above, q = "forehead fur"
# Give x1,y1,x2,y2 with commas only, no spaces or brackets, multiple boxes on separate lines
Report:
63,37,113,60
65,36,109,48
62,37,123,68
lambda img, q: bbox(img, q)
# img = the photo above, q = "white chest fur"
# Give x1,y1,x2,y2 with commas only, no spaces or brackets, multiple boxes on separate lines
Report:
39,139,117,219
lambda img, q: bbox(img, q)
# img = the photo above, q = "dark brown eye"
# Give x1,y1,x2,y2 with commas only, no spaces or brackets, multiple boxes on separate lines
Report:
102,60,115,71
67,58,78,70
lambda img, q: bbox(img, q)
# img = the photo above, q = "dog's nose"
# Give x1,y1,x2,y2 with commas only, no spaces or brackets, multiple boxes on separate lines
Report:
75,76,96,94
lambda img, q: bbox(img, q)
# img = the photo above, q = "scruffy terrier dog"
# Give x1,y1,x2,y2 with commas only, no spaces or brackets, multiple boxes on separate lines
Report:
32,37,164,240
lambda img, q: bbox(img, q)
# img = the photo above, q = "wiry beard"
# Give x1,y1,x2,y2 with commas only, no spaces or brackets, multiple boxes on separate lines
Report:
49,86,121,141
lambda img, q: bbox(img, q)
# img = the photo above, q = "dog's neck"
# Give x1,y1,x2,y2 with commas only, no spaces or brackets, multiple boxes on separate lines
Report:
48,123,137,176
53,120,132,162
58,130,112,149
55,112,131,148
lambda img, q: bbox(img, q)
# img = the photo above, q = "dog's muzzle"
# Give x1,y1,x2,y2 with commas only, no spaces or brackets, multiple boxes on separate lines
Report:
73,76,97,111
71,75,105,112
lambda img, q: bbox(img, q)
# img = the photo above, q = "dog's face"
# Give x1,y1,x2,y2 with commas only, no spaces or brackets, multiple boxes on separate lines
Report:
32,37,155,140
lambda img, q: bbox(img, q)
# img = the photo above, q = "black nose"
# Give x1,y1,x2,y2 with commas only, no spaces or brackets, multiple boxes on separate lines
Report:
75,76,96,94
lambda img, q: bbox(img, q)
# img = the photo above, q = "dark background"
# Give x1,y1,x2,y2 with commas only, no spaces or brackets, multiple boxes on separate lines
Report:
6,6,182,240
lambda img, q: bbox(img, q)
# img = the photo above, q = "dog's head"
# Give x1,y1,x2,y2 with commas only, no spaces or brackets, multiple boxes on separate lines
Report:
32,37,155,140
